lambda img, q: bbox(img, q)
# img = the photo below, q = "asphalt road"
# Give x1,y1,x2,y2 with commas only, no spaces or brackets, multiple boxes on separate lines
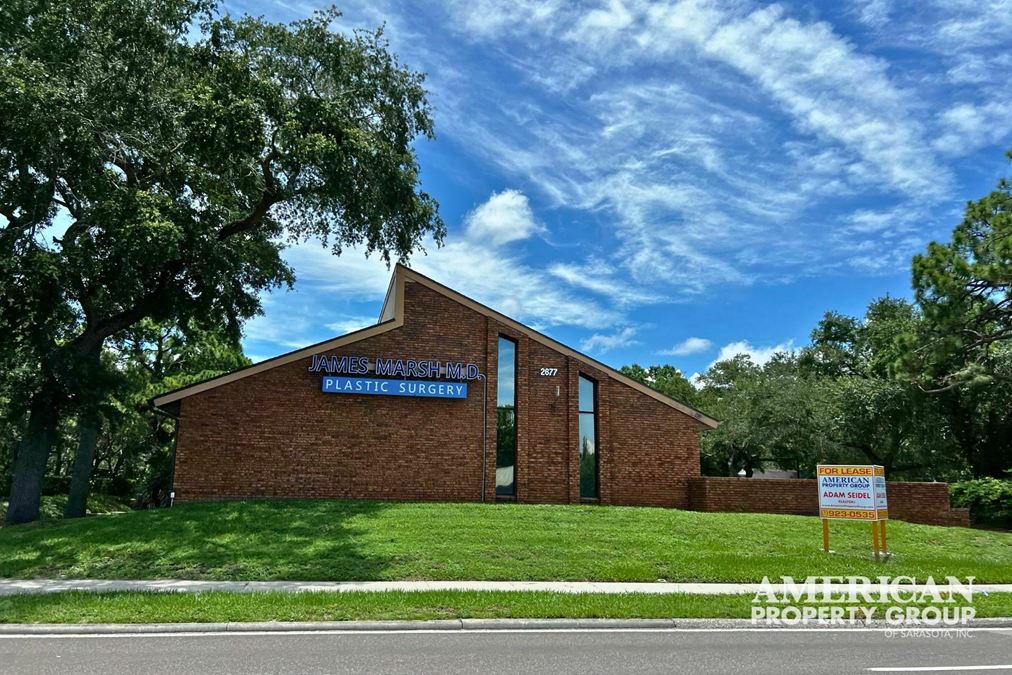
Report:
2,628,1011,674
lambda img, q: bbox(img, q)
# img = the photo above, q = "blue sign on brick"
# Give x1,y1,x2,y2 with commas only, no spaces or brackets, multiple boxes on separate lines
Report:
321,376,467,399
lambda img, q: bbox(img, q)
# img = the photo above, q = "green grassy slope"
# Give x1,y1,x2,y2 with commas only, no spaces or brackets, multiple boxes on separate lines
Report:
0,500,1009,582
1,494,131,523
4,590,1011,624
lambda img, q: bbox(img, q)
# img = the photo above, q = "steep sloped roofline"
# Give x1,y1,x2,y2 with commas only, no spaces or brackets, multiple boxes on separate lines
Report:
151,275,406,407
153,264,718,428
391,265,717,428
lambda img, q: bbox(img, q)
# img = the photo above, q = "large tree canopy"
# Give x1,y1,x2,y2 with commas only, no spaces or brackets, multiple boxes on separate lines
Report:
619,364,698,407
798,298,961,478
1,0,444,523
905,155,1012,475
695,354,828,477
911,153,1012,386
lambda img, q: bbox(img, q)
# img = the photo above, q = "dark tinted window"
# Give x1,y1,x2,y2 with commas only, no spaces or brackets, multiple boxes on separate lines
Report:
496,337,517,497
578,375,598,499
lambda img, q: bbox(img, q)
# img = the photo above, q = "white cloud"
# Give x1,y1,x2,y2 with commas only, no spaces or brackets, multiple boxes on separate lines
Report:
566,0,634,42
324,315,378,336
448,0,566,39
242,294,325,350
933,100,1012,156
710,339,796,367
282,242,392,295
256,189,627,346
851,0,892,27
928,0,1012,51
696,4,944,198
428,0,967,299
580,326,639,353
247,235,627,355
403,191,621,330
944,53,1012,84
241,0,1012,350
661,337,713,356
553,1,946,198
463,189,542,246
409,239,620,330
846,206,910,234
548,257,662,307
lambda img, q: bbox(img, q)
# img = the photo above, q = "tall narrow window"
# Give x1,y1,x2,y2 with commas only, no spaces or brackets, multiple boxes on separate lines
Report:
578,375,598,499
496,337,517,497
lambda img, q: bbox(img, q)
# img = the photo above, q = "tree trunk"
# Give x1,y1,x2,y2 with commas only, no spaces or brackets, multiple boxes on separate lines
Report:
4,390,60,525
64,409,101,519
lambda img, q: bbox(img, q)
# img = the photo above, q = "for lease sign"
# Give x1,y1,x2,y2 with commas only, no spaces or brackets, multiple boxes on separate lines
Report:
817,465,887,521
873,465,888,520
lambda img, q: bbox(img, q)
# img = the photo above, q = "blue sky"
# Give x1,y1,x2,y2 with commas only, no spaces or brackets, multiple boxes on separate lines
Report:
232,0,1012,380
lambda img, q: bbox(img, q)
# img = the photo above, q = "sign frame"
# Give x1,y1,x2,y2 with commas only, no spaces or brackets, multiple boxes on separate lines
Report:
817,464,889,560
320,376,468,399
817,464,881,521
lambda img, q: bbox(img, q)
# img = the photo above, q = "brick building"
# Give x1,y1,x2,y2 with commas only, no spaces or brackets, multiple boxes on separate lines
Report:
154,264,718,507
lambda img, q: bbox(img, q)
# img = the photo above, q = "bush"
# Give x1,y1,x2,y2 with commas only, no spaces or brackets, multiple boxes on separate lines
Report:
950,478,1012,530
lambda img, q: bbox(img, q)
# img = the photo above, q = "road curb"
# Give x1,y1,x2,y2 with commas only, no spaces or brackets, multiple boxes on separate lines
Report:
1,617,1011,635
5,579,1012,597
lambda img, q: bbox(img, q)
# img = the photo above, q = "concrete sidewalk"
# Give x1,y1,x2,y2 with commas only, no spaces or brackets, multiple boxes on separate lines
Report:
3,579,1011,596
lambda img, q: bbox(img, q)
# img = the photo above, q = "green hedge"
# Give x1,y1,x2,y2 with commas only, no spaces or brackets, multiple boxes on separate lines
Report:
949,478,1012,530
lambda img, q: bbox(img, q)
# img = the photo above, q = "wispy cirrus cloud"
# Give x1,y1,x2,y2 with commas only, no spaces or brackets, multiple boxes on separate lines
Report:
231,0,1012,366
548,257,662,307
429,0,976,300
325,315,379,336
933,101,1012,156
248,189,629,352
580,326,639,353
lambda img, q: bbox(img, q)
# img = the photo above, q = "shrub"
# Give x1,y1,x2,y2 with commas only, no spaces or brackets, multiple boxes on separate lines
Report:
949,478,1012,530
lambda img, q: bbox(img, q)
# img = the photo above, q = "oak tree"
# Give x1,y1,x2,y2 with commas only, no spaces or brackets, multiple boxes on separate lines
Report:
1,0,443,523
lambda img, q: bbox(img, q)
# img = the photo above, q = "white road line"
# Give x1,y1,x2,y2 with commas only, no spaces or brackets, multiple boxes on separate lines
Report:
867,667,1012,672
1,627,1011,639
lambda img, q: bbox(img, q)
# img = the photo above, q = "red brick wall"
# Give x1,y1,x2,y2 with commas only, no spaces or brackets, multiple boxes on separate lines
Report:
175,282,488,503
607,377,701,508
517,336,570,504
886,482,970,527
173,281,706,507
687,477,969,527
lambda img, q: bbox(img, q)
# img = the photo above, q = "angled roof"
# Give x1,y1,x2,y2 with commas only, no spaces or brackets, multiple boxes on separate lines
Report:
153,264,719,428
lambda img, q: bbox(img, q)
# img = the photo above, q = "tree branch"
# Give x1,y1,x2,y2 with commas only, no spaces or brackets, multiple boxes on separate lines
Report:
71,263,180,357
217,150,283,240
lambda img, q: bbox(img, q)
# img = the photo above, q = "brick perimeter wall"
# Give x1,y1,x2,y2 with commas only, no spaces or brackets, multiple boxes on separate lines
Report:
687,477,969,527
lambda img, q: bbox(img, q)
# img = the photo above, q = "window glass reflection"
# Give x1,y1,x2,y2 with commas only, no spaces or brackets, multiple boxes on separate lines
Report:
578,375,598,499
579,376,595,413
496,337,517,497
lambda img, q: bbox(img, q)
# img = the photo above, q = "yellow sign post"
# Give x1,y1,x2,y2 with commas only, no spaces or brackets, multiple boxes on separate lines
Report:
817,464,889,559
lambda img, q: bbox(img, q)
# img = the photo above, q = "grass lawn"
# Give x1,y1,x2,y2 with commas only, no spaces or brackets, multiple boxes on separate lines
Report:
0,500,1009,583
2,590,1010,624
1,494,130,523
